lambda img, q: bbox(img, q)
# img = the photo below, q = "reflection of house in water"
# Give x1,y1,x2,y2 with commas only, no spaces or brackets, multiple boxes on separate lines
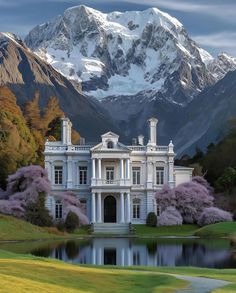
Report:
47,238,234,268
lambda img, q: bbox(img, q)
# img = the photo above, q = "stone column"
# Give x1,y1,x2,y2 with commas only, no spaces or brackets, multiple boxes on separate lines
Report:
121,247,125,266
98,158,102,180
66,157,73,189
126,159,130,180
92,159,96,179
126,192,131,223
92,246,96,265
97,192,102,223
120,159,124,179
120,193,125,223
168,158,175,188
92,193,96,223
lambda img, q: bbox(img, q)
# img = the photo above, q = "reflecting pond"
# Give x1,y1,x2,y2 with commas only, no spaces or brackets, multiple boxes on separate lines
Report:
1,237,236,268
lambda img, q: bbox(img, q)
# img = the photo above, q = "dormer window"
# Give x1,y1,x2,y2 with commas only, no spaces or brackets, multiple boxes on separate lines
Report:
107,141,114,149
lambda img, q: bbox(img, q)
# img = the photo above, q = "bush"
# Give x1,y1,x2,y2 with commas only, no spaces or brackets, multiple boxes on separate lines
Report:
56,220,65,232
146,212,157,227
25,192,53,227
65,211,80,232
155,185,176,210
157,207,183,226
198,207,233,226
175,181,214,224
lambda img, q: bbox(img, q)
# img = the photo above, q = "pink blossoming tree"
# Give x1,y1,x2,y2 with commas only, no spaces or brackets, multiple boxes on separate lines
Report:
157,207,183,226
198,207,233,226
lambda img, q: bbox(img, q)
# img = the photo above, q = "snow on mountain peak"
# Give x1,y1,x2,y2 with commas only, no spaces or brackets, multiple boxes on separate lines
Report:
25,5,236,105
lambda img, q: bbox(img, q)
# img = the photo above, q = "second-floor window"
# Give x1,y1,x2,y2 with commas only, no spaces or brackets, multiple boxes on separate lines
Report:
54,166,63,185
106,167,114,183
132,167,141,185
79,166,87,185
156,167,164,185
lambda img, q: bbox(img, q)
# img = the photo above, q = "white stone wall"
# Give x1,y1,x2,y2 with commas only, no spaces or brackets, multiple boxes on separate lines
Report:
44,118,192,224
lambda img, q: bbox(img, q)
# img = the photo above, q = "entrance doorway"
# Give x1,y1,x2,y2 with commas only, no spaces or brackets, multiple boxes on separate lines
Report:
104,195,116,223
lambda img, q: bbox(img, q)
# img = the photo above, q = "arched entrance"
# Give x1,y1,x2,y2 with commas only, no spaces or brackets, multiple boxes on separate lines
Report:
104,195,116,223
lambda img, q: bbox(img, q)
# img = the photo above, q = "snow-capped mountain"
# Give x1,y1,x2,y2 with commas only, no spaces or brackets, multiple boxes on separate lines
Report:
207,52,236,81
0,32,119,141
25,5,230,106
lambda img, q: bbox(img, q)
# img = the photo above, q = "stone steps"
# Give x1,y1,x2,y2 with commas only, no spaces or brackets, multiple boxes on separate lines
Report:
92,223,130,234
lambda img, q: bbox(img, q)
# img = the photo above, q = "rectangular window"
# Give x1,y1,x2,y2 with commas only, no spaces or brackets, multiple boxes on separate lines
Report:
80,199,87,215
156,167,164,185
132,167,141,185
54,166,63,185
133,203,140,219
106,167,114,184
55,201,62,219
79,166,87,185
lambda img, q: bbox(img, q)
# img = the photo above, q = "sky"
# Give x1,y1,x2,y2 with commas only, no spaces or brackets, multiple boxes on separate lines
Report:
0,0,236,56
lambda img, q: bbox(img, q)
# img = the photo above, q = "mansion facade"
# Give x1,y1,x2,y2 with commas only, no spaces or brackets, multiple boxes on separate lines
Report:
44,117,192,229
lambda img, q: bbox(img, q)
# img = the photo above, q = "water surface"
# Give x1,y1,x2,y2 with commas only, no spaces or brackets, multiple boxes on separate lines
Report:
1,238,236,268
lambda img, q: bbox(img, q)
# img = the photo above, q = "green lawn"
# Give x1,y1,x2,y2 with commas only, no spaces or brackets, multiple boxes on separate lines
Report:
128,266,236,293
0,250,187,293
134,224,199,237
0,214,89,241
195,222,236,238
1,250,236,293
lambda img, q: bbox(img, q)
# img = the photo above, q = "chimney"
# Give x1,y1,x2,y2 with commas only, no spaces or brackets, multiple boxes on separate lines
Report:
132,138,137,145
148,117,158,145
79,137,85,145
138,135,144,145
61,118,72,145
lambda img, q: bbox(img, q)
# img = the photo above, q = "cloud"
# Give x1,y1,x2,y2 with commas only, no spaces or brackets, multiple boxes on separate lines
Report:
193,31,236,55
126,0,236,23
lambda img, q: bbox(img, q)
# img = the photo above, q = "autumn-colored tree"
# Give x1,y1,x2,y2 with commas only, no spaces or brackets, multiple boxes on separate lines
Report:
0,86,37,188
23,91,41,131
43,96,64,131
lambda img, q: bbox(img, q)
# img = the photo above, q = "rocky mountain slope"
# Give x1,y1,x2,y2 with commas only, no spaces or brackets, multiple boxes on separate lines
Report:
23,6,236,154
174,69,236,156
0,32,119,141
25,5,236,105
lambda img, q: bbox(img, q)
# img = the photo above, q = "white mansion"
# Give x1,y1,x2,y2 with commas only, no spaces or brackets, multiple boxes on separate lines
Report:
44,117,192,231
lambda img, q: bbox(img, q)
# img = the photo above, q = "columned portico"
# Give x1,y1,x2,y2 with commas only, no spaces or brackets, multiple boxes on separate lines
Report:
91,192,131,224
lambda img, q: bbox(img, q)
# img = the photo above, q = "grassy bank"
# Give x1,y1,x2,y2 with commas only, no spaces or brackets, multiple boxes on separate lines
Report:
0,250,187,293
0,214,89,241
134,224,198,237
195,222,236,238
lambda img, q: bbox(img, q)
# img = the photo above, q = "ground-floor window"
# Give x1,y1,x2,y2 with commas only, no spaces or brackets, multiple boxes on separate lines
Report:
156,204,161,216
133,251,140,265
55,200,62,219
132,198,141,219
80,198,87,215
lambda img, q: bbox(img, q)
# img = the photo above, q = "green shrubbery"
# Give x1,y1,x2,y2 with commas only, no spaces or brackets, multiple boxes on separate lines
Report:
25,192,53,227
65,211,80,232
146,212,157,227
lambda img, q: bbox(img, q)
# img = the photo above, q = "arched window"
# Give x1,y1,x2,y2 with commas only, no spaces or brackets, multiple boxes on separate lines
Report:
55,200,62,219
132,198,141,219
107,141,114,149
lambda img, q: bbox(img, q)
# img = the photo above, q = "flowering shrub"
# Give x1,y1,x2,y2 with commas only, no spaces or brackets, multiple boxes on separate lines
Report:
198,207,233,226
5,165,51,203
192,176,214,195
175,181,214,224
54,191,89,225
157,207,183,226
155,185,176,210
